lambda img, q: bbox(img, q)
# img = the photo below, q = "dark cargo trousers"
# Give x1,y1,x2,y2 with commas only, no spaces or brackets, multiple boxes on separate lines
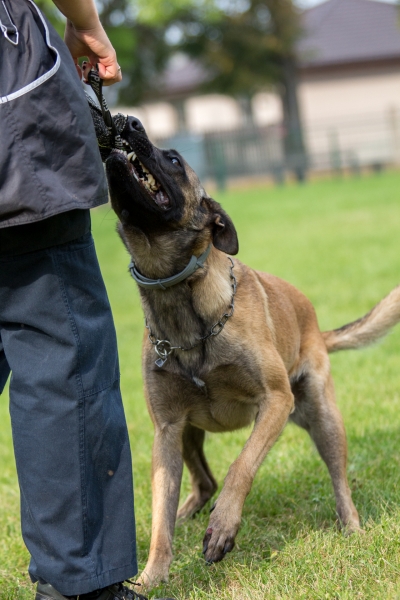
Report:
0,233,137,596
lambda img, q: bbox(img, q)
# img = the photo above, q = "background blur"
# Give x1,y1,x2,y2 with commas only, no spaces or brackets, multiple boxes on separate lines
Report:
39,0,400,187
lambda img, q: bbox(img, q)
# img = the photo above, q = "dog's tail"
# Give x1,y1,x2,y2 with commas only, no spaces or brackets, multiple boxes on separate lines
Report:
322,285,400,353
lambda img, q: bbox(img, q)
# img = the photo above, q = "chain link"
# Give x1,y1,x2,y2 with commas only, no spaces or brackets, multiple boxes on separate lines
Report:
146,257,237,365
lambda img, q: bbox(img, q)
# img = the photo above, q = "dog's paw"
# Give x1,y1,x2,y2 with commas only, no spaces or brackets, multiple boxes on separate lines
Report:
202,526,236,563
176,500,199,523
137,566,169,591
202,510,240,563
342,522,365,537
177,491,213,522
337,509,364,536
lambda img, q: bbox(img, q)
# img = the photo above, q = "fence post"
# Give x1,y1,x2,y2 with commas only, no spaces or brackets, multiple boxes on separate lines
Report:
329,129,342,175
213,140,227,191
388,106,400,165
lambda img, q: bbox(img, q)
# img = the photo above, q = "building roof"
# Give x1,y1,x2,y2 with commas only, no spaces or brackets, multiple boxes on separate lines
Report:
161,0,400,98
298,0,400,68
160,54,210,99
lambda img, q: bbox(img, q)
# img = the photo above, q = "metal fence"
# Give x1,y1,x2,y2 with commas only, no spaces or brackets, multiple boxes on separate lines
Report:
305,110,400,172
156,108,400,185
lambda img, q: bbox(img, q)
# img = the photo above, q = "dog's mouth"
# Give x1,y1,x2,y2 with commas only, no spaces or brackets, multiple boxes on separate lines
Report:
86,101,172,212
111,147,171,211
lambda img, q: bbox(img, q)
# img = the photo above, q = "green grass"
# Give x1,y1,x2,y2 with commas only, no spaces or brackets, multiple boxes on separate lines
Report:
1,171,400,599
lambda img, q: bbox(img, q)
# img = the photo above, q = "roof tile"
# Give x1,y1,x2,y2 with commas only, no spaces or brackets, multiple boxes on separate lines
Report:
298,0,400,67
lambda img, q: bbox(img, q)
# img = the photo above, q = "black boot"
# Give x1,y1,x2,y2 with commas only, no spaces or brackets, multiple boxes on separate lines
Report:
36,581,176,600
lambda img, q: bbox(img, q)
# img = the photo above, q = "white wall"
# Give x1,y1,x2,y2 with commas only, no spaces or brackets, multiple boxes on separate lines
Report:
112,102,177,139
299,68,400,124
113,92,282,139
113,66,400,169
298,68,400,167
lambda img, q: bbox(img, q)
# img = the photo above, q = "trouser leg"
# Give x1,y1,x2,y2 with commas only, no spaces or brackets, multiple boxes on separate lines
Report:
0,233,137,596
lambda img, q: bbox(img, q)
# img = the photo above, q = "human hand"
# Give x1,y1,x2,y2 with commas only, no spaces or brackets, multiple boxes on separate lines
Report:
64,20,122,86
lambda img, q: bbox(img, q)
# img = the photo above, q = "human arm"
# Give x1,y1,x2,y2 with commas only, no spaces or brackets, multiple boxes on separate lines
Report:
51,0,122,85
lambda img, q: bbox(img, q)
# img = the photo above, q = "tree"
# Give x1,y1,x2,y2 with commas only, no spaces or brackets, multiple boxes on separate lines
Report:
166,0,307,179
37,0,174,105
38,0,307,178
34,0,64,35
96,0,173,105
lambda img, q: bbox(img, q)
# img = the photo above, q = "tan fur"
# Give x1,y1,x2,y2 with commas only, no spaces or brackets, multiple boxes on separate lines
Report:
323,285,400,352
109,151,400,591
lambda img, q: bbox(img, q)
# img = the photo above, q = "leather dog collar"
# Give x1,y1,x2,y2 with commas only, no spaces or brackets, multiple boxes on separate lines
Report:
129,244,212,290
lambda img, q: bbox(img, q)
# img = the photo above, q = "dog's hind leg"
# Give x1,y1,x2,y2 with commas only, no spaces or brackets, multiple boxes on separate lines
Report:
290,356,361,533
177,424,218,522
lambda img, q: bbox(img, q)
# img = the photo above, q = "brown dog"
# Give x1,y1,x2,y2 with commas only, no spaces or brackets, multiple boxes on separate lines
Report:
106,117,400,589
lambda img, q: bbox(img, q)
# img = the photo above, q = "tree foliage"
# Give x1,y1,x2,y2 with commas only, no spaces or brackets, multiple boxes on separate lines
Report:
94,0,172,104
165,0,307,178
34,0,65,36
168,0,302,98
36,0,173,104
38,0,306,176
38,0,302,110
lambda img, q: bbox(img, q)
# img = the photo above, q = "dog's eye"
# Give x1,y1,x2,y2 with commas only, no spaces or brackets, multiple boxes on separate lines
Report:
171,157,180,166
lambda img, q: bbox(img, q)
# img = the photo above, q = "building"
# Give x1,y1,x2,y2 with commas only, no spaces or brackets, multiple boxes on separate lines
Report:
114,0,400,175
298,0,400,169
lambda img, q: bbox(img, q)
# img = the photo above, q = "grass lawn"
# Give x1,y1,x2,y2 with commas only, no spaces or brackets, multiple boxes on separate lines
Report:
1,170,400,599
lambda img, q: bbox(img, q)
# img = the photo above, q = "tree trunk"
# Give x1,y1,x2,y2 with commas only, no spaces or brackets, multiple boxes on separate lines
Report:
280,56,307,182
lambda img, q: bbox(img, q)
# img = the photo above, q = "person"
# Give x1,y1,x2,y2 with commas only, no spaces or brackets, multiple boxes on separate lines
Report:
0,1,171,599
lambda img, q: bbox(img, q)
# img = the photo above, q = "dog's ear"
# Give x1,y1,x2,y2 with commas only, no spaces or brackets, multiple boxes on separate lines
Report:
207,199,239,255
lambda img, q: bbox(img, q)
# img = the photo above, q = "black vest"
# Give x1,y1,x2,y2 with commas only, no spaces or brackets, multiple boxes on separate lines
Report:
0,0,108,229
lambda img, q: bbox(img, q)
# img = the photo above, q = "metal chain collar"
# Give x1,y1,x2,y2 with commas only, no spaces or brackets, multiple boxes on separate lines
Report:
146,257,237,367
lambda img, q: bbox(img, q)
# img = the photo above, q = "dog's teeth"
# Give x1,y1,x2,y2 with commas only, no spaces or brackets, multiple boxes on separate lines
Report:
127,151,136,162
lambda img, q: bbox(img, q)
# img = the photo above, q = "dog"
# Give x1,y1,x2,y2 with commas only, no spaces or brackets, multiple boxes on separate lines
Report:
105,116,400,589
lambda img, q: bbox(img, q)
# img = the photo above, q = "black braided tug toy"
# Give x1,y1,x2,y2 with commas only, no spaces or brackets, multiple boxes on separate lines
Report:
84,68,129,161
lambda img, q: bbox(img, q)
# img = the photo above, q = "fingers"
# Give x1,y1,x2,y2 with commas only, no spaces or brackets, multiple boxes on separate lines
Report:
81,61,91,82
97,61,122,86
73,59,82,81
64,21,122,86
81,60,121,86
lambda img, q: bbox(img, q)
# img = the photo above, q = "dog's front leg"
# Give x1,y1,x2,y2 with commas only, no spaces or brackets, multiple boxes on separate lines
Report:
203,382,294,564
139,419,185,589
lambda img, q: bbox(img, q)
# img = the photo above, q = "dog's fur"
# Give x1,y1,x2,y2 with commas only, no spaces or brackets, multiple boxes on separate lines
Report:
106,118,400,588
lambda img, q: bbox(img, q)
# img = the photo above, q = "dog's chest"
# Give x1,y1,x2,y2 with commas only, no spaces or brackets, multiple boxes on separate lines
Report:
186,361,264,432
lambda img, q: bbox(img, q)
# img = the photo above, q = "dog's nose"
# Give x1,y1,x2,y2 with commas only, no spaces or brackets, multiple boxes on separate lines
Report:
125,116,145,134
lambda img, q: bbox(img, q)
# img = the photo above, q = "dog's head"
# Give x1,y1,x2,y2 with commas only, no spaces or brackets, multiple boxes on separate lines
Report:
106,117,238,267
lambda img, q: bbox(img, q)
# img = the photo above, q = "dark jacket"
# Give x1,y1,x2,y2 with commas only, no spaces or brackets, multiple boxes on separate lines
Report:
0,0,108,229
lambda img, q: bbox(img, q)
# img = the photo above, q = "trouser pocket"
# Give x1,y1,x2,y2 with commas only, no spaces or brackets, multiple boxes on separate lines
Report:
0,0,19,45
0,0,58,100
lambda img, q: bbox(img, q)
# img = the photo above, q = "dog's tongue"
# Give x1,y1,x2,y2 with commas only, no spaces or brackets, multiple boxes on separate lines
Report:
154,189,169,209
